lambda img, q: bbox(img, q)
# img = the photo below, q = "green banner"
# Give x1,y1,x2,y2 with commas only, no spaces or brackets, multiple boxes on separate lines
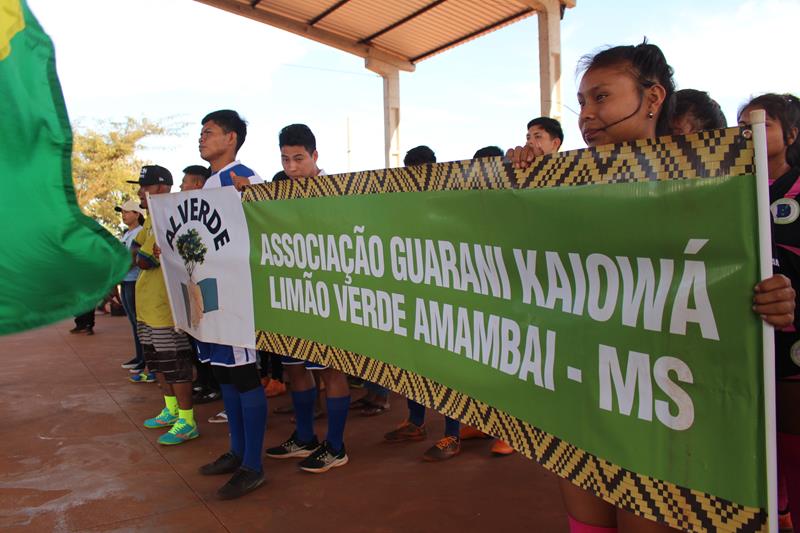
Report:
245,174,763,509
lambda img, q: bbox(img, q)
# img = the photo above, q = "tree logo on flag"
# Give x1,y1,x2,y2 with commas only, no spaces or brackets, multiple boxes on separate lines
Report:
176,228,214,327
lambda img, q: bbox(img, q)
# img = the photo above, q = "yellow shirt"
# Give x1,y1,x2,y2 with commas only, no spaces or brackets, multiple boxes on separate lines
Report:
134,218,174,327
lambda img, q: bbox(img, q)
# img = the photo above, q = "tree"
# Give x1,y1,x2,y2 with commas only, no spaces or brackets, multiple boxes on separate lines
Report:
176,228,208,279
71,118,165,232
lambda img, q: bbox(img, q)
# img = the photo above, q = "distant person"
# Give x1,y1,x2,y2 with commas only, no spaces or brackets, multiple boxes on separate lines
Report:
265,124,352,474
180,165,210,191
525,117,563,155
130,165,199,446
117,199,147,374
403,145,436,167
383,145,464,461
472,145,504,158
177,164,221,403
70,309,95,335
670,88,727,135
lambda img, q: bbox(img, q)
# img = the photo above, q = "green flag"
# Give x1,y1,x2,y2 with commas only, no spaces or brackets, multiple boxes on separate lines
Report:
0,0,130,335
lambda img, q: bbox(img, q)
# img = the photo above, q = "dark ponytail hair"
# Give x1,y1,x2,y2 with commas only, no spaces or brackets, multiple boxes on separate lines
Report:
138,214,145,226
738,93,800,167
674,89,727,131
578,39,676,137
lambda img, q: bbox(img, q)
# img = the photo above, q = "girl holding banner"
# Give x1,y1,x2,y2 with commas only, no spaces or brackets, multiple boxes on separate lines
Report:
510,41,797,533
739,93,800,532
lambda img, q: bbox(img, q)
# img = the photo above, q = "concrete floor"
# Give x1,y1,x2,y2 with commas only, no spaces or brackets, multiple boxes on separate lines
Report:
0,314,567,532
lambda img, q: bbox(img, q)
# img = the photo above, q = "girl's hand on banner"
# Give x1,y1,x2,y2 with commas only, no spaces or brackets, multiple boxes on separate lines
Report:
753,274,795,328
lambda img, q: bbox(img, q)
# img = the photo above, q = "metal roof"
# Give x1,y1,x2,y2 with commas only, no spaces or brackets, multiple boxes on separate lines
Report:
193,0,574,72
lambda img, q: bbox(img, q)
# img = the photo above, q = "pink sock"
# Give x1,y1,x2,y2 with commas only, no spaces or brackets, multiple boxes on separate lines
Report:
778,432,800,526
568,515,617,533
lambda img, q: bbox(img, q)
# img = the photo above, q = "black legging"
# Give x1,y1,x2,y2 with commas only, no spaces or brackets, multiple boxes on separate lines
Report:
257,350,284,382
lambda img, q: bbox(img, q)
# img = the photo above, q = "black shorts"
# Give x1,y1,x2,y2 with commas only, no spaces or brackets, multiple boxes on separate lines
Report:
137,322,194,383
212,362,261,393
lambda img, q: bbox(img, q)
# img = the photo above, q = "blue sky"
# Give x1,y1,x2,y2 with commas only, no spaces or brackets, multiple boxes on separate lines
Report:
28,0,800,181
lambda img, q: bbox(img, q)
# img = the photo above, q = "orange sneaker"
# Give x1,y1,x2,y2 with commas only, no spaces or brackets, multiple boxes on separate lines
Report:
459,426,490,440
265,379,287,398
490,439,515,456
423,436,461,461
384,420,426,442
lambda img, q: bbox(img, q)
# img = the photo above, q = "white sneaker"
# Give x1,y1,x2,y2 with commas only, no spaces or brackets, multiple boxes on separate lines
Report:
208,410,228,424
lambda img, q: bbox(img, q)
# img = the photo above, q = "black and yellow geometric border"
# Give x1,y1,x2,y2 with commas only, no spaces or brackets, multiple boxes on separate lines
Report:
243,128,754,202
244,128,765,532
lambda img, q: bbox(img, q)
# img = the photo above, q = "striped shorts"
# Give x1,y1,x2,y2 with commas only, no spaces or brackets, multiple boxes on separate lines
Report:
136,322,194,383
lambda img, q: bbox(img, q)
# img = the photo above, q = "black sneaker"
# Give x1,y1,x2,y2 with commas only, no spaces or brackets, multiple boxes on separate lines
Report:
121,357,140,369
199,452,242,476
298,441,348,473
265,432,319,459
216,467,265,500
193,389,222,404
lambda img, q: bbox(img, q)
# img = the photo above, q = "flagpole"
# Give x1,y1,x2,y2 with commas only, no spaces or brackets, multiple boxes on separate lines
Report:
751,109,778,532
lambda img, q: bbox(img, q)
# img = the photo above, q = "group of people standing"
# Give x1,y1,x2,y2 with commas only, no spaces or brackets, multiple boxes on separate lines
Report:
102,38,799,533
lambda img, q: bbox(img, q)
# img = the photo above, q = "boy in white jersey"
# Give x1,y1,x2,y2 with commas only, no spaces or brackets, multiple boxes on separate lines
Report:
265,124,352,473
195,110,267,499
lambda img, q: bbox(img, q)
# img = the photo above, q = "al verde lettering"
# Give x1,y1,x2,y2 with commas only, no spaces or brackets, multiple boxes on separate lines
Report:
166,197,231,251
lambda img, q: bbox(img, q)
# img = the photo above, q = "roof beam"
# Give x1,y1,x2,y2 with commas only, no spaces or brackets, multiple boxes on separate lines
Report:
359,0,447,44
410,8,533,63
194,0,415,72
308,0,352,26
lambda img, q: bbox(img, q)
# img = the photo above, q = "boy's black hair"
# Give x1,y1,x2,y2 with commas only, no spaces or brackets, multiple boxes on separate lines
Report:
673,89,727,131
404,145,436,167
739,93,800,167
526,117,564,142
279,124,316,155
202,110,248,152
473,146,504,158
182,165,211,180
578,39,676,137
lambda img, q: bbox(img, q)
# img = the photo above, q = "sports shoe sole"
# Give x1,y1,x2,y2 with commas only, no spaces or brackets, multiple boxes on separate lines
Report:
299,454,349,473
143,418,178,429
265,448,315,459
158,432,200,446
422,451,460,462
217,474,266,500
384,434,426,443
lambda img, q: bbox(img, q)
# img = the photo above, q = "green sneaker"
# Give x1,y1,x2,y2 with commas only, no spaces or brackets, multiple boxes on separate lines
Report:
143,408,178,429
157,418,199,445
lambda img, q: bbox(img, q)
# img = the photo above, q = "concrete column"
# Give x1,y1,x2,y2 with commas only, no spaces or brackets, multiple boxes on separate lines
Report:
382,69,401,168
536,0,562,121
366,58,401,168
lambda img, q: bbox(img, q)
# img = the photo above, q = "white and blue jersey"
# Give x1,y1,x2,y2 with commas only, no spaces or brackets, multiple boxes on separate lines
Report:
200,160,263,367
195,339,257,367
204,160,263,190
